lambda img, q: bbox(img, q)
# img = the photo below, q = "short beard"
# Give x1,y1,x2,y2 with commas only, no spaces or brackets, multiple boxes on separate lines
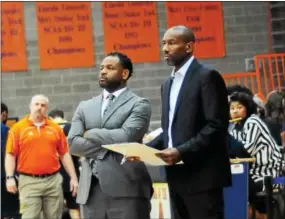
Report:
165,59,175,66
173,55,191,70
99,80,122,92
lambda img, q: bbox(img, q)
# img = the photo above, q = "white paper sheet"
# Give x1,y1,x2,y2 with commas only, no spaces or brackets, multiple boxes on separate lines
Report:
102,143,184,166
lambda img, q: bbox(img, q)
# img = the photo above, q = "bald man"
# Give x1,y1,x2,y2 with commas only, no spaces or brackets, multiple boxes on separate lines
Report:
5,94,79,219
147,26,231,219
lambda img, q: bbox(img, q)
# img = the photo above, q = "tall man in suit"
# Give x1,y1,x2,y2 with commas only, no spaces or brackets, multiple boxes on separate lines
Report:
147,25,232,219
68,52,153,219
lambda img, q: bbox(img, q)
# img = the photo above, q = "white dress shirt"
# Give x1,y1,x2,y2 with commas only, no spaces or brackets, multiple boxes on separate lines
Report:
101,87,127,118
168,56,194,148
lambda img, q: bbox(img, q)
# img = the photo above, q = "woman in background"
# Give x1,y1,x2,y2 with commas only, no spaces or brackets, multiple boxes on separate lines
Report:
229,92,282,211
264,90,285,146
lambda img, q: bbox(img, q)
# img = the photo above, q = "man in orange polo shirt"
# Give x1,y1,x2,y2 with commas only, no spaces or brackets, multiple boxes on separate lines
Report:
5,94,79,219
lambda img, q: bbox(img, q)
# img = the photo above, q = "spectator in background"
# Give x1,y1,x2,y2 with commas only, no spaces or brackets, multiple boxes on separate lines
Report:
48,108,71,137
253,94,265,118
226,84,266,118
1,103,9,157
226,86,252,158
49,108,81,219
229,92,282,212
1,102,8,125
1,102,20,219
226,85,283,151
264,90,285,146
5,94,79,219
280,89,285,144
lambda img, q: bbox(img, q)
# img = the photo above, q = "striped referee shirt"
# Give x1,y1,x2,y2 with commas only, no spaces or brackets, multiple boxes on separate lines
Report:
230,114,282,182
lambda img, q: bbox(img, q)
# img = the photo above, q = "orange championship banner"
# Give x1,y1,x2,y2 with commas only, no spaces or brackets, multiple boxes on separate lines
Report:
102,2,160,63
36,2,94,69
166,2,225,59
1,2,27,72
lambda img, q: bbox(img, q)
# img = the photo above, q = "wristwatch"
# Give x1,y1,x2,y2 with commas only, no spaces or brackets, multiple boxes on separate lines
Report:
6,175,14,180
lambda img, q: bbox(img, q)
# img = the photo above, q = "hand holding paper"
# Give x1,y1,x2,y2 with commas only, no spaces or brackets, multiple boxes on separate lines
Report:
102,143,183,166
155,148,181,165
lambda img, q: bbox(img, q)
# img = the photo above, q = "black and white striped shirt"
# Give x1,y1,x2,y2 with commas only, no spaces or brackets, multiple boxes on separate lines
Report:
230,114,282,182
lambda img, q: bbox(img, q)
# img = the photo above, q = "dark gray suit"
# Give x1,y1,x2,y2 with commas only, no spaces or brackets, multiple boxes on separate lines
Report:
68,88,153,219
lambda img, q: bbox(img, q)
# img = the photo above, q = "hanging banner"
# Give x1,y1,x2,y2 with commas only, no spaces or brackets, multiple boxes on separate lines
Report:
166,2,225,59
36,2,95,69
102,2,160,63
1,2,27,72
150,183,171,219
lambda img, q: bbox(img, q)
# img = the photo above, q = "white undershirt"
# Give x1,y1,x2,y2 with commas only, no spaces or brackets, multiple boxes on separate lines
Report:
101,87,127,118
168,56,194,148
34,121,44,127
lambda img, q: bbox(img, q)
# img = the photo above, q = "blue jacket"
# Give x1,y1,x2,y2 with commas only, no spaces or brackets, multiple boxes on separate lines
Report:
1,123,9,178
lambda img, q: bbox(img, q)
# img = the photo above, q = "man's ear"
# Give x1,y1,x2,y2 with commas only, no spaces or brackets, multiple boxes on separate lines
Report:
122,69,130,80
186,42,194,54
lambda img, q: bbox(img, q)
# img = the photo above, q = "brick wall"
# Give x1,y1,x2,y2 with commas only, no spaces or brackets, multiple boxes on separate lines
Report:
1,2,270,124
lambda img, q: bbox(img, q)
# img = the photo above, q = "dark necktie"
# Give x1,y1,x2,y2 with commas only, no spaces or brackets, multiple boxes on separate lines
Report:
104,94,115,115
170,75,175,87
90,94,115,178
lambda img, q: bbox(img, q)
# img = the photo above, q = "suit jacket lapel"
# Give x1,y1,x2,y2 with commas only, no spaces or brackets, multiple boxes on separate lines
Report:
101,88,133,127
92,95,103,126
173,59,200,121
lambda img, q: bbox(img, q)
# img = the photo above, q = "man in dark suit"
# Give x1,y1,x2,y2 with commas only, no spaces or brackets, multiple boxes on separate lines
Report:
147,25,232,219
68,52,153,219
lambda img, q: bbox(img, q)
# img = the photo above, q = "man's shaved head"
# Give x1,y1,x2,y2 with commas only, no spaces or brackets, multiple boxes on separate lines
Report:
166,25,195,43
162,25,195,70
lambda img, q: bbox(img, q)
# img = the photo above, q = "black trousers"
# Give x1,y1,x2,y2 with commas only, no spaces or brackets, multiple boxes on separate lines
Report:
169,187,224,219
1,178,20,219
248,177,265,213
82,177,151,219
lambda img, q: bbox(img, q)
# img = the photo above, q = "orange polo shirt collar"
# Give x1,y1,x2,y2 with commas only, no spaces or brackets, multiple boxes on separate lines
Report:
24,115,49,126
